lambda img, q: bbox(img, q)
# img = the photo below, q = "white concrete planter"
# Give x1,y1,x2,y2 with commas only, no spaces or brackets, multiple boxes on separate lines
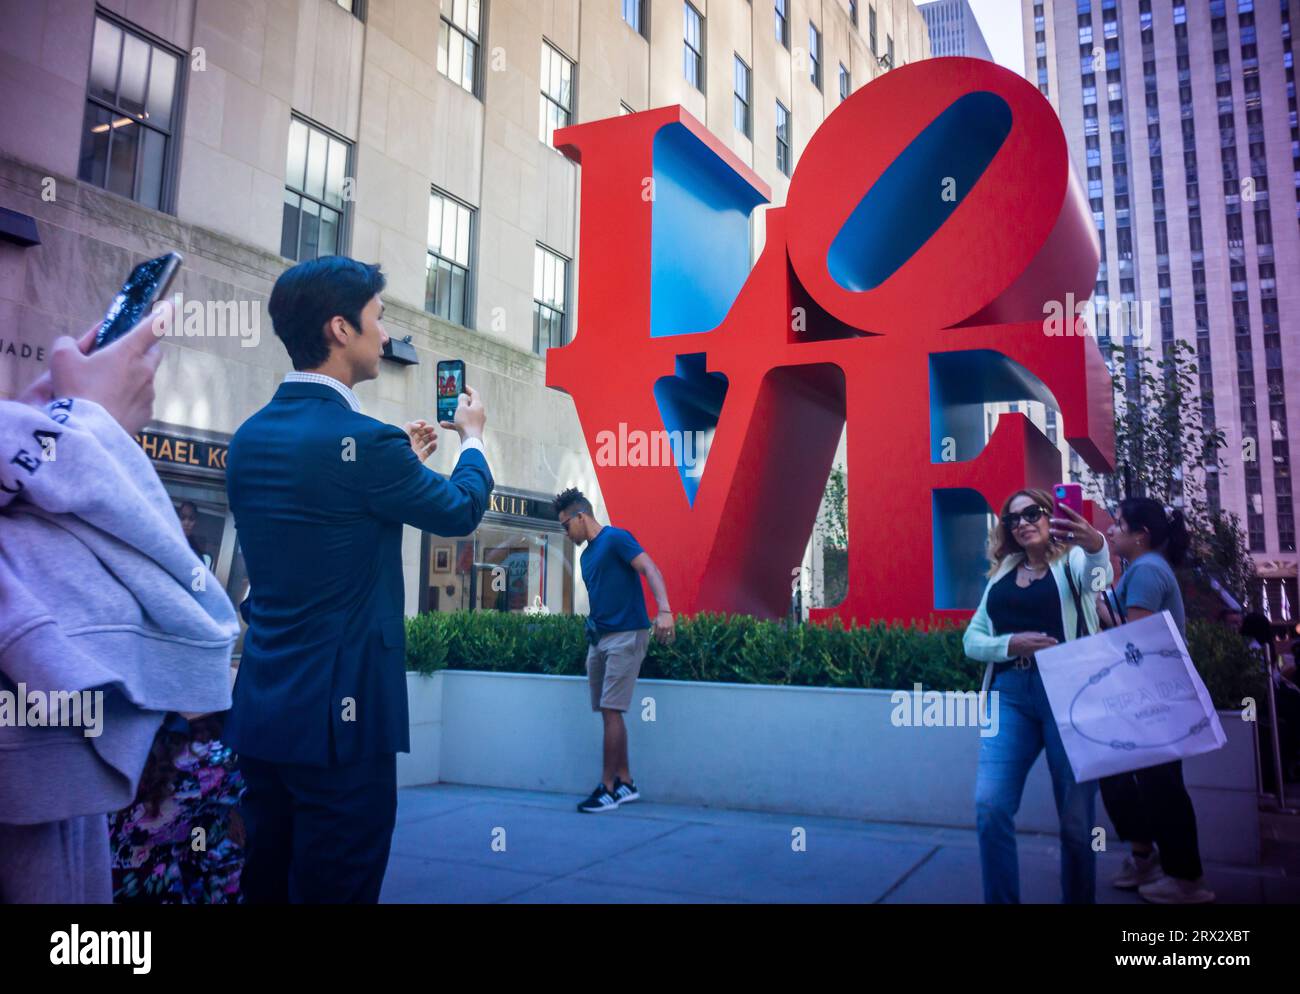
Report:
400,669,1260,865
396,670,442,790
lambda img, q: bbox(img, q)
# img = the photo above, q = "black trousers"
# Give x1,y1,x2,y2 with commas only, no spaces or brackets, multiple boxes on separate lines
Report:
1099,760,1203,881
238,752,397,904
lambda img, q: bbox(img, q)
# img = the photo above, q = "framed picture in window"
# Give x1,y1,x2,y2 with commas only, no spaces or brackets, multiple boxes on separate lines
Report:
455,540,474,574
434,547,451,572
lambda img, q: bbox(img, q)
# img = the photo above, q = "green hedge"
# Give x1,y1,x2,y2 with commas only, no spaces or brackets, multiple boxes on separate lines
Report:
1185,619,1267,713
405,611,1263,710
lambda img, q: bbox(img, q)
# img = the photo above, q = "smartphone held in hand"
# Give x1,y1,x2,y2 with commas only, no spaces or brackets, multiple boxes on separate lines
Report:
436,359,465,424
94,252,183,351
1053,482,1083,519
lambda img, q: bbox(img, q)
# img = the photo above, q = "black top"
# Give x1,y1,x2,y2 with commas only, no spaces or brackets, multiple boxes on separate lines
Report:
986,567,1066,648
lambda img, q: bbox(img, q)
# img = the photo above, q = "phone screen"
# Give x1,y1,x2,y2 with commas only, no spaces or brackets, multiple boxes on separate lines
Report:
437,360,465,424
95,253,182,351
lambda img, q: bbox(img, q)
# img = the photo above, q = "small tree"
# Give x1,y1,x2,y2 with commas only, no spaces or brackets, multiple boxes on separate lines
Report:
1088,338,1256,616
818,464,848,550
1195,508,1256,612
1105,338,1225,518
818,465,849,607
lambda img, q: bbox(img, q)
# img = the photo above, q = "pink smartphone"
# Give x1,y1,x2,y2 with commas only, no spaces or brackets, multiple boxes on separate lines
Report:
1053,482,1083,518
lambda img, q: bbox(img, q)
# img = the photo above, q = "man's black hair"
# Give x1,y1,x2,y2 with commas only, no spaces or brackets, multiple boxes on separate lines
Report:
554,487,593,517
268,256,386,370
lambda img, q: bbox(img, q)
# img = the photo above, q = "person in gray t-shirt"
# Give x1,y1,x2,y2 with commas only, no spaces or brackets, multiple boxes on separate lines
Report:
1099,497,1214,905
1115,544,1186,637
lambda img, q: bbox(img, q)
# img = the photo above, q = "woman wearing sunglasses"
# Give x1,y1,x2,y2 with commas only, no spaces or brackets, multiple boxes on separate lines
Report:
963,487,1113,903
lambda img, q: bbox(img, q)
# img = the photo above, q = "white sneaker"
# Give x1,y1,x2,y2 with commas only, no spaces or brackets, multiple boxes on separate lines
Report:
1112,850,1162,889
1139,875,1216,904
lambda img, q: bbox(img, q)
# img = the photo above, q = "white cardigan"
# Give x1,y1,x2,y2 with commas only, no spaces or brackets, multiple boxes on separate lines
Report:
963,540,1114,694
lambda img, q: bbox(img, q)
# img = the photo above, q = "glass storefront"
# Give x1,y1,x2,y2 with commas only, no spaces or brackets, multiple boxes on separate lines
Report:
420,489,573,615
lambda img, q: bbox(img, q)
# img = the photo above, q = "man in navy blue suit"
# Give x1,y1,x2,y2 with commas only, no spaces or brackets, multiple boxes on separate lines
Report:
226,256,492,903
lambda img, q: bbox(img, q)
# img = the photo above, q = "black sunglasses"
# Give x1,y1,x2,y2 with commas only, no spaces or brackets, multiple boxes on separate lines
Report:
1001,506,1049,529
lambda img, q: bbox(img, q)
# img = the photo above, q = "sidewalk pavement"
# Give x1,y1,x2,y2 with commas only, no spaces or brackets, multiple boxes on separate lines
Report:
380,784,1300,904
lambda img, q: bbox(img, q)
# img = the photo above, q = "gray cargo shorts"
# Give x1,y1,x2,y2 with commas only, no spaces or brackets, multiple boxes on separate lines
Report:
585,629,651,712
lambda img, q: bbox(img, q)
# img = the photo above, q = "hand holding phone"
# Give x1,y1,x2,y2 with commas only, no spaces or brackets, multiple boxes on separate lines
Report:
21,253,180,429
436,359,486,441
1049,482,1103,553
440,385,486,442
33,300,172,434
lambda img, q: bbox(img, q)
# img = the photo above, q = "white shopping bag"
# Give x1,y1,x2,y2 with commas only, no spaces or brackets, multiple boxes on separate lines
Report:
1034,611,1226,781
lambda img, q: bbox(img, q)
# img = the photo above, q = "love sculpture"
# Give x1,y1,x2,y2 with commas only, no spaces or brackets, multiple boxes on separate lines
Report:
546,57,1114,626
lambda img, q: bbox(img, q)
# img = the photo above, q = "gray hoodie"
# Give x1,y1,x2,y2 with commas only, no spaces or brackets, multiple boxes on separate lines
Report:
0,397,238,825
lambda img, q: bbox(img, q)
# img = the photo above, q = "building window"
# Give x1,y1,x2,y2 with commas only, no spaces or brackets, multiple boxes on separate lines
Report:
684,3,704,91
622,0,646,37
775,0,790,49
839,63,851,102
887,34,894,69
78,14,181,211
869,5,877,55
426,189,474,327
850,0,859,29
776,100,791,176
533,245,569,354
332,0,365,17
734,56,752,137
280,116,351,261
539,42,575,147
809,22,822,90
437,0,481,96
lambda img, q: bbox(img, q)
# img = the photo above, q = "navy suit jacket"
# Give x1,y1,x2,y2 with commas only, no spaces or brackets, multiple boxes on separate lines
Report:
224,381,493,766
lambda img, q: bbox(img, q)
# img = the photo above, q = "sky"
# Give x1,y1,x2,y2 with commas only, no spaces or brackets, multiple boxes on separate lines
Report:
966,0,1027,77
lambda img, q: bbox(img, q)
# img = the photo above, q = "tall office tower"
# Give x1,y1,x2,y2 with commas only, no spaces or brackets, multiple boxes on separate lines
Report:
919,0,995,59
1025,0,1299,620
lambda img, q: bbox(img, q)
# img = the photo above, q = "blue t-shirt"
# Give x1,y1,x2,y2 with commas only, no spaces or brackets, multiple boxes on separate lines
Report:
1116,551,1186,637
581,525,651,634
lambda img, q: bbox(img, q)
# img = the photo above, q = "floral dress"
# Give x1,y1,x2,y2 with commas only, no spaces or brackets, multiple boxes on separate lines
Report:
109,736,246,904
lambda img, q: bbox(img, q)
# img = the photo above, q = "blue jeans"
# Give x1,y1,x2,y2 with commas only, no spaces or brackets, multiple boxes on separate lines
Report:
974,665,1097,904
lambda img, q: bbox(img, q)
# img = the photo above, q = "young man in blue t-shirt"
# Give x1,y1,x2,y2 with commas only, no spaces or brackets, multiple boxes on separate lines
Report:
554,488,674,813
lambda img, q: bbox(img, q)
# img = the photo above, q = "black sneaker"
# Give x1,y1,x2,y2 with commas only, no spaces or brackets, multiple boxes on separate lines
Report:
577,783,619,813
612,777,640,805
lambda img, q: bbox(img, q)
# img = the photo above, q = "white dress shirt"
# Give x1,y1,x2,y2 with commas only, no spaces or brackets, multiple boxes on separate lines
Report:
284,371,361,412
